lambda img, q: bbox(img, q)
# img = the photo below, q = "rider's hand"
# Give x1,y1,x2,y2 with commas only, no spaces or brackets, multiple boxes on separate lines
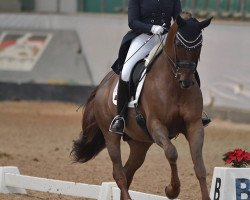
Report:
151,25,164,35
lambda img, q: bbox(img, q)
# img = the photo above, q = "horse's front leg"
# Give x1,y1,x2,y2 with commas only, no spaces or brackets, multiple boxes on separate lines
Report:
105,133,132,200
148,119,180,199
187,122,210,200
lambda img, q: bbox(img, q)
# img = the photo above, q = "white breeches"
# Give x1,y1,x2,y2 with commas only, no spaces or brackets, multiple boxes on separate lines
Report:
121,33,166,82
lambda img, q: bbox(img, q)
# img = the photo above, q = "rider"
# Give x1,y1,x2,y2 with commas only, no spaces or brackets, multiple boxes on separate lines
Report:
110,0,210,134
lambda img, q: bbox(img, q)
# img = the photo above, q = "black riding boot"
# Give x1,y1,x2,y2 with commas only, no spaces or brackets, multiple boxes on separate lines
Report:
195,71,211,127
109,78,129,134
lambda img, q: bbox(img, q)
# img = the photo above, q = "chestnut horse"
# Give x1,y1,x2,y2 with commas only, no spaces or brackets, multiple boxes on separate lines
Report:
72,12,212,200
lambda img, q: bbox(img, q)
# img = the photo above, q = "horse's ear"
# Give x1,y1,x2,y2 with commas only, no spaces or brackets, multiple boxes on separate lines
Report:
199,17,213,30
176,15,186,28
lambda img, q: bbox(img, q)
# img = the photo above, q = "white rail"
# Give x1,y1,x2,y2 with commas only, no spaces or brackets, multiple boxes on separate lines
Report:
5,173,101,198
112,187,171,200
0,166,176,200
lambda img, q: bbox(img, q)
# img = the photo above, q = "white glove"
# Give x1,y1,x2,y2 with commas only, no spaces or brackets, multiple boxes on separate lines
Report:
151,25,164,35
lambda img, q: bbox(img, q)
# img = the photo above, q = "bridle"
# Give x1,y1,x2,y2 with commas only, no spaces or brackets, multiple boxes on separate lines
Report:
162,30,202,79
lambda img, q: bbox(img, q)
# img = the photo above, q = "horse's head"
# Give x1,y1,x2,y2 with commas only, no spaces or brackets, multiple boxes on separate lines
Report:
165,12,213,89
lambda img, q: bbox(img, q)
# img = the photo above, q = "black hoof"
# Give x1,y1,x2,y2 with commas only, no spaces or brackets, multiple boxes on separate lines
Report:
202,118,211,127
165,185,180,199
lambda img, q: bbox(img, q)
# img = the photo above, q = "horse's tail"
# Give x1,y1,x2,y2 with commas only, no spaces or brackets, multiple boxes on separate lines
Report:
71,86,106,163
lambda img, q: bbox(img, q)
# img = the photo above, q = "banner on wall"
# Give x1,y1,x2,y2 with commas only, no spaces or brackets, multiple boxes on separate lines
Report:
0,31,53,71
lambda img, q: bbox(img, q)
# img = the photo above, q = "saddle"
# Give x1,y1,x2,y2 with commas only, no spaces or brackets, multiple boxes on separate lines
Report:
130,44,163,99
129,60,146,100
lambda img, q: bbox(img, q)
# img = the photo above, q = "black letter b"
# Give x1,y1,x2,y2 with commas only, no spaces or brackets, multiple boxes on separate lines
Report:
214,178,221,200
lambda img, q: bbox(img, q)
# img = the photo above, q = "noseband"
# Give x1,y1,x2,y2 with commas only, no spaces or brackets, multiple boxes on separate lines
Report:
163,30,202,78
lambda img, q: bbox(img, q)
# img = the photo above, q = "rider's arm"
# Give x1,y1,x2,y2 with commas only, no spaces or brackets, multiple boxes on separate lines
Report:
128,0,153,34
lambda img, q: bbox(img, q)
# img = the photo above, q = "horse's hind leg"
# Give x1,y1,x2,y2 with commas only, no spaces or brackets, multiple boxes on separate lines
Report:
124,140,152,188
148,119,180,199
187,123,210,200
104,133,132,200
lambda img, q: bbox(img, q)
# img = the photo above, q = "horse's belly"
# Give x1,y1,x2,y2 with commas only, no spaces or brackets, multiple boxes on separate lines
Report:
125,111,153,143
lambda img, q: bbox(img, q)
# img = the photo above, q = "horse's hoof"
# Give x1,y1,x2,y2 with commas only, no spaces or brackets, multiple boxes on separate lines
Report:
165,184,180,199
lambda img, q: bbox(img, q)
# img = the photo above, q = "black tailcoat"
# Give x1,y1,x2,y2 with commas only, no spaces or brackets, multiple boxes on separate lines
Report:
111,0,182,74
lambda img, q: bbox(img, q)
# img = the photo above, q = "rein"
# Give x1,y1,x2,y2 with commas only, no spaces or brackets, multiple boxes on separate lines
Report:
162,47,179,78
124,34,156,65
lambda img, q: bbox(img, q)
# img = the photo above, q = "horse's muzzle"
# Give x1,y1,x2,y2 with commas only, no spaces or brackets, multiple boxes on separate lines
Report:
179,80,194,89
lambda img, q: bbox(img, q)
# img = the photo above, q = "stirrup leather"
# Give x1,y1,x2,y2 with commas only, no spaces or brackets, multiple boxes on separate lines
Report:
109,115,125,135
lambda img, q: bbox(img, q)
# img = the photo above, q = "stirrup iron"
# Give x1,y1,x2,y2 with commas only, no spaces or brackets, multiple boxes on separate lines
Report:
109,115,125,135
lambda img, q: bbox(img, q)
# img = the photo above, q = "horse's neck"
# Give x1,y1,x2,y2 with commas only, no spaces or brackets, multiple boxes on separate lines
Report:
158,52,178,89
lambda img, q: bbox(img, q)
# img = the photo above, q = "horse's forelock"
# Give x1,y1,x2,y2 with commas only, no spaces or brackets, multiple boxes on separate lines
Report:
179,11,192,20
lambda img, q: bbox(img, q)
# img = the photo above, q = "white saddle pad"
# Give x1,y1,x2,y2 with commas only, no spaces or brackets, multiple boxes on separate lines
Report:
112,69,147,108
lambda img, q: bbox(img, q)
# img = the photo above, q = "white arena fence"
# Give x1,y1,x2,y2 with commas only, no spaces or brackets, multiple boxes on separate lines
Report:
0,166,178,200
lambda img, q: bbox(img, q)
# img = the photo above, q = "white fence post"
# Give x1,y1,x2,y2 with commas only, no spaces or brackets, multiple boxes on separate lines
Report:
97,182,117,200
0,166,26,194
